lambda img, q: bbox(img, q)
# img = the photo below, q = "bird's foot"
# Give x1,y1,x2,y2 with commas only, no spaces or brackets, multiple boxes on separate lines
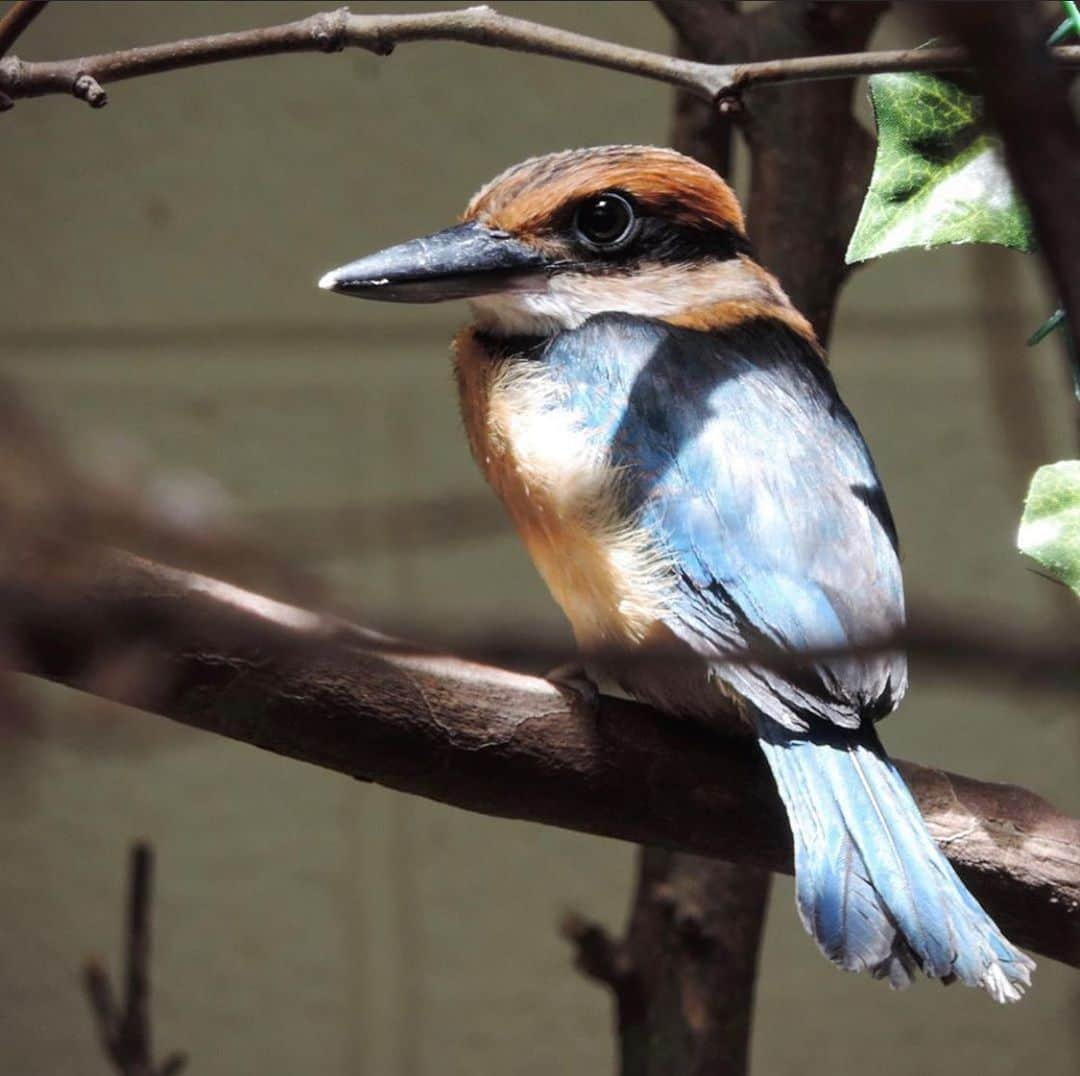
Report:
546,661,601,717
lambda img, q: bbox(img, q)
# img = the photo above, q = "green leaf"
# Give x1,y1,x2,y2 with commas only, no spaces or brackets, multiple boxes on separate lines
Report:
1018,461,1080,596
846,72,1036,264
1061,1,1080,40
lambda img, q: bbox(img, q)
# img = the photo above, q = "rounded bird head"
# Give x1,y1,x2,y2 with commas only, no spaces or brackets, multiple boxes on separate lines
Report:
321,145,806,338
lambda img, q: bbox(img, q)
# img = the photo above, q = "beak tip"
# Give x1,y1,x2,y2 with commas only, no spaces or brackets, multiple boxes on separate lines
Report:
317,223,546,304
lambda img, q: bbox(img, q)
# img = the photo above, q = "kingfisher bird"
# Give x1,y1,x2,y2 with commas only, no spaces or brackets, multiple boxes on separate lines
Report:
319,145,1034,1001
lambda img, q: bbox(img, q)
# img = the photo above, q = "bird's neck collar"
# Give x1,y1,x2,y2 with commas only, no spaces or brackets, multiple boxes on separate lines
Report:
466,255,817,349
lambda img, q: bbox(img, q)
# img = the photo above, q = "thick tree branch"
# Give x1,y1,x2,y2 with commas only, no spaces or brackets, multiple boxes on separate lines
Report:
1,3,1079,111
624,851,768,1076
4,550,1078,969
571,847,770,1076
563,852,770,1076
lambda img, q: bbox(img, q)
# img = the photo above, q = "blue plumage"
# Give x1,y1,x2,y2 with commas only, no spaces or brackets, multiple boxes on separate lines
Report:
757,716,1032,999
533,312,1033,1000
540,313,904,727
321,141,1034,1002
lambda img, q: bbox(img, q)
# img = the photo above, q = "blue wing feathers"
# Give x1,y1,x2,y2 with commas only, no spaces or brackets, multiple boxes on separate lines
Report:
544,313,906,731
538,313,1030,998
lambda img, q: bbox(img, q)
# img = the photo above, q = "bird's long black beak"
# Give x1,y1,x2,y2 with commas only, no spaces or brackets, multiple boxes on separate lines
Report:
318,221,548,303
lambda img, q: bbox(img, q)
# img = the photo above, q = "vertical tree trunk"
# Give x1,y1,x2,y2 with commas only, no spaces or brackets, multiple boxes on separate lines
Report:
567,4,888,1074
619,851,770,1076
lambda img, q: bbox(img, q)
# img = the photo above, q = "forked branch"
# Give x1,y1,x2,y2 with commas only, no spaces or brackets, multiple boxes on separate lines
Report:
1,4,1079,110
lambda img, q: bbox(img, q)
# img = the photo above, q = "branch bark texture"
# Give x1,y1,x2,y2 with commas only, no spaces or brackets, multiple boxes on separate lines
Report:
1,3,1079,111
5,550,1077,969
565,851,770,1076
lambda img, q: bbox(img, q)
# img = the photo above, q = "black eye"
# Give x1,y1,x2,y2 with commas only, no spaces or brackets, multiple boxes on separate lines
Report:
574,192,635,248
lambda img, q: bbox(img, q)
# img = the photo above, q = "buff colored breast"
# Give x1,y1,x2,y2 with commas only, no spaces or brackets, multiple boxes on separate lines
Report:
453,330,673,648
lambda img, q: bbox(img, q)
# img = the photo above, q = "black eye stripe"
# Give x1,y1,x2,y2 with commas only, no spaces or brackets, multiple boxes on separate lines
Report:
634,218,753,264
563,218,750,267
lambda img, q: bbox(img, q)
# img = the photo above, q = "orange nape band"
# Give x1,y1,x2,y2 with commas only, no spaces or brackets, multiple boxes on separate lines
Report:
669,298,819,350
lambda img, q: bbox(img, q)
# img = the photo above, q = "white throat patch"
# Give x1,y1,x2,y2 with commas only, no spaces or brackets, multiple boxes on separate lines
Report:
468,258,778,336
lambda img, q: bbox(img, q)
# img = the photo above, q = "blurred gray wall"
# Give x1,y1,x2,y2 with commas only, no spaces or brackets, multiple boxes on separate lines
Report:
1,3,1077,1074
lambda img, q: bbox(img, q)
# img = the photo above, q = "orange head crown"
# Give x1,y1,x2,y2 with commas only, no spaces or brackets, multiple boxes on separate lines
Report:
465,144,746,242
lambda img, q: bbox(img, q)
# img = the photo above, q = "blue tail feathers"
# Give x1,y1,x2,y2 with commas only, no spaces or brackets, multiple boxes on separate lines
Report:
756,714,1034,1002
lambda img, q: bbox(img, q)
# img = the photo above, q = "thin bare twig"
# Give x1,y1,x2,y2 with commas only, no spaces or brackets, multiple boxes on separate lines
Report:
1,3,1079,110
0,4,723,109
7,550,1077,968
83,843,187,1076
0,0,46,58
